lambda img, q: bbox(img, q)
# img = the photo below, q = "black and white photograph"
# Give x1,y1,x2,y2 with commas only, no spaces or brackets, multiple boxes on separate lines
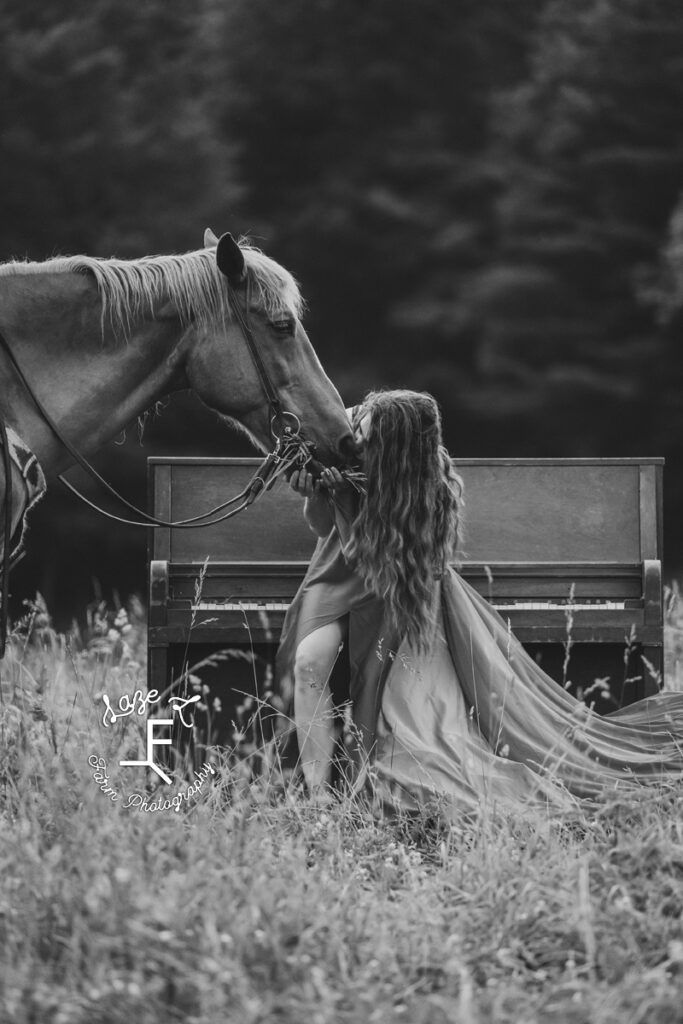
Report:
1,2,683,1022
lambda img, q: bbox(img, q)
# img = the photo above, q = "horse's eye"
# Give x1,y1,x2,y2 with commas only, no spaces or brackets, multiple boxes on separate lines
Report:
270,318,295,335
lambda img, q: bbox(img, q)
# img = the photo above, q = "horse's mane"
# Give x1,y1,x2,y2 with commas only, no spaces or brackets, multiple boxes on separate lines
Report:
0,241,304,332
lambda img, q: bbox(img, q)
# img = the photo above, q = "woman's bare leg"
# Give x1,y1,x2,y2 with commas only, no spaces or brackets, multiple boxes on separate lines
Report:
294,620,346,793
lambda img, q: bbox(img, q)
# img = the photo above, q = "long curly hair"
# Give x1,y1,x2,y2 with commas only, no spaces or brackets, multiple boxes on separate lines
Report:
344,390,463,652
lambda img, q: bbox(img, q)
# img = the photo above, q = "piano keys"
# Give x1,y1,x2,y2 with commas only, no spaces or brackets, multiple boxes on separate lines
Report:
193,599,627,612
196,596,291,608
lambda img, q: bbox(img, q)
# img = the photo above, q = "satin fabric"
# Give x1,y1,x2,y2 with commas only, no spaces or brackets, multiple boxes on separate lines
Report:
277,511,683,817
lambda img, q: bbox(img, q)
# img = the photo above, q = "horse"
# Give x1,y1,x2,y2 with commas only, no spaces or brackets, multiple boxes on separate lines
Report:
0,228,355,625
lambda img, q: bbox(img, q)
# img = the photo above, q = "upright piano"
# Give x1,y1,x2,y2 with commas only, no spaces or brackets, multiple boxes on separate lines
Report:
148,456,663,738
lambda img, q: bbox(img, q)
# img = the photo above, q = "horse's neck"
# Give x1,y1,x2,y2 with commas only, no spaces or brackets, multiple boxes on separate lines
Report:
0,272,186,476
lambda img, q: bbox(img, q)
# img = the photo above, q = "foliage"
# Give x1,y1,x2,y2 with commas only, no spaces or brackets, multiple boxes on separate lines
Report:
0,0,239,258
1,598,683,1023
216,0,547,399
461,0,683,457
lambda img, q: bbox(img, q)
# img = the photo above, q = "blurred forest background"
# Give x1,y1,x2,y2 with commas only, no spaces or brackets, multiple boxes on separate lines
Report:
3,0,683,624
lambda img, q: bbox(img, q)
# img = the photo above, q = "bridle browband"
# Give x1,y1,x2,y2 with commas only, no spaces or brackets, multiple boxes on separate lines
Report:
0,271,328,653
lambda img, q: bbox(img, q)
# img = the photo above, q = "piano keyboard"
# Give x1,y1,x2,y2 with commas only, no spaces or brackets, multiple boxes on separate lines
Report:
195,600,626,613
197,601,291,612
494,601,626,611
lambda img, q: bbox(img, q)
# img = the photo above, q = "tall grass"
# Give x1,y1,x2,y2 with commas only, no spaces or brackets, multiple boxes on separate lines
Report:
0,592,682,1023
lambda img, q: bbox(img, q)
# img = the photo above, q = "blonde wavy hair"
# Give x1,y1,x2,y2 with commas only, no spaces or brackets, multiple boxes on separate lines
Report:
344,390,463,652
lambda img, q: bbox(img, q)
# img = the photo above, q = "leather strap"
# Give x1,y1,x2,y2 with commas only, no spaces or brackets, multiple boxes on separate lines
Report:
227,277,285,431
0,419,12,657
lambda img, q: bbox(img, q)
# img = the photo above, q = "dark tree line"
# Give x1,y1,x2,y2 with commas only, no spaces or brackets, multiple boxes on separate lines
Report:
2,0,683,616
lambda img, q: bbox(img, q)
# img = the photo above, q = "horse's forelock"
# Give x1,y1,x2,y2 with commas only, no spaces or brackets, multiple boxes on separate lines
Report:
240,243,304,321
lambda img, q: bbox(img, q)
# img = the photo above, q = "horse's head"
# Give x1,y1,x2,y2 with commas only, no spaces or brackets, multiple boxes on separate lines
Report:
183,230,355,469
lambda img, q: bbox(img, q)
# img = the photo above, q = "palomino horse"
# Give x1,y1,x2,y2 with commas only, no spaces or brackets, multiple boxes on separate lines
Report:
0,229,354,623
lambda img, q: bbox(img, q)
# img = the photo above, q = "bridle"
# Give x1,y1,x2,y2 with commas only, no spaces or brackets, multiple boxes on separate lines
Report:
0,272,329,654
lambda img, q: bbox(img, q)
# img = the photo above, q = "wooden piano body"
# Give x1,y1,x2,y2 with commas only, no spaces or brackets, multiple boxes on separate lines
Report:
148,456,663,733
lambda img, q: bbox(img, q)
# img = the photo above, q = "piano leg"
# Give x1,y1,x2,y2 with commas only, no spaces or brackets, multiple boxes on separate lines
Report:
148,644,169,697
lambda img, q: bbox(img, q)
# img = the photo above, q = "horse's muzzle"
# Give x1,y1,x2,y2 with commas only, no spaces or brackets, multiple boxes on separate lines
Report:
337,431,360,466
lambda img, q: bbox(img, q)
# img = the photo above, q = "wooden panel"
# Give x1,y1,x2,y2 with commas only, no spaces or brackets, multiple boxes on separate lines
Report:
160,460,317,564
165,563,644,602
638,464,658,560
170,570,305,600
456,462,643,563
149,457,662,567
462,562,642,600
150,464,172,562
149,560,169,626
643,559,663,626
149,617,663,647
464,578,642,601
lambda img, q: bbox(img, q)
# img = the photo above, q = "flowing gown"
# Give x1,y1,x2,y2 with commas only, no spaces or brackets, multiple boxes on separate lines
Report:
277,501,683,817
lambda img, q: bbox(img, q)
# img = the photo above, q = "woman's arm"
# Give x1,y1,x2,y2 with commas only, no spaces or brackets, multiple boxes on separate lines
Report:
303,493,336,537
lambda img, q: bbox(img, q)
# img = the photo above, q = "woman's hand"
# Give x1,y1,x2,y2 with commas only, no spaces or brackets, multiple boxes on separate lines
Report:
318,466,347,494
289,468,320,497
290,467,335,537
289,465,349,497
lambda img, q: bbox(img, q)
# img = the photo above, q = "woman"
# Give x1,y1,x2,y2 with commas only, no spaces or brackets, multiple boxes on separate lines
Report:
278,390,683,817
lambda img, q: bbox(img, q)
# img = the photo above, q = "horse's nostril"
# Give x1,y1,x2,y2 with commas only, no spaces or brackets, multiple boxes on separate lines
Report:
338,432,359,464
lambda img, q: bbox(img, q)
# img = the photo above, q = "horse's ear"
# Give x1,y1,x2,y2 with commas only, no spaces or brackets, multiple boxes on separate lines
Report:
204,228,219,248
216,232,246,287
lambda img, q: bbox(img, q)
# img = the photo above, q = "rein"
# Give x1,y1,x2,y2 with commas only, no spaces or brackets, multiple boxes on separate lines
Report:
0,277,325,652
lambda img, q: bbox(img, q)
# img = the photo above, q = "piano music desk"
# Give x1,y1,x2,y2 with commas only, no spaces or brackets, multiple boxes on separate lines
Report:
148,457,663,745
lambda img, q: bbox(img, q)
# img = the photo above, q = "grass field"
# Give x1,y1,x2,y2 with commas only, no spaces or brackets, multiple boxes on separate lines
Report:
1,592,682,1024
